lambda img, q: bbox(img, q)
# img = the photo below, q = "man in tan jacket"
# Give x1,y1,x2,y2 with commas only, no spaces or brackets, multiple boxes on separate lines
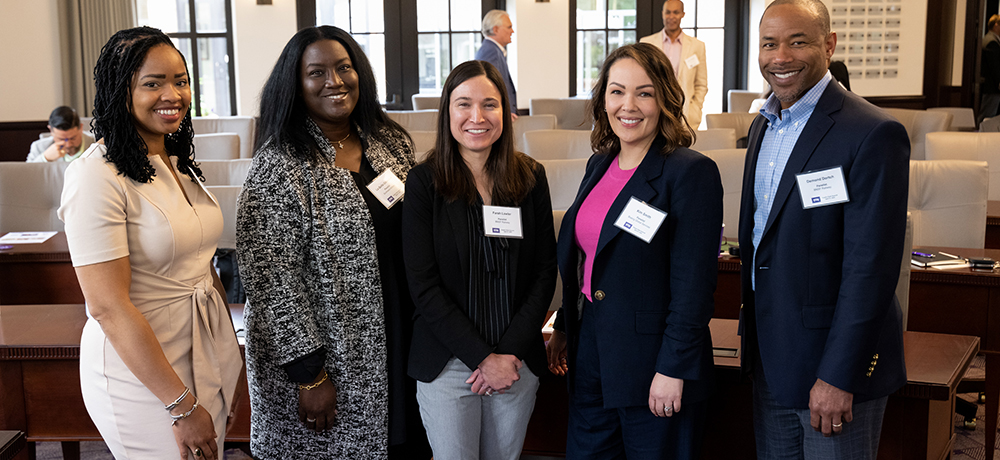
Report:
640,0,708,129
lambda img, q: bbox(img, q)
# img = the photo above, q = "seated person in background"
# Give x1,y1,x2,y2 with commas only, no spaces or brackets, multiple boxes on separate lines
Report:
27,106,95,163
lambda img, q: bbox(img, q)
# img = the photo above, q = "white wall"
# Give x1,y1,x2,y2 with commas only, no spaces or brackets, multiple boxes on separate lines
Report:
512,0,571,110
232,0,297,116
0,0,63,122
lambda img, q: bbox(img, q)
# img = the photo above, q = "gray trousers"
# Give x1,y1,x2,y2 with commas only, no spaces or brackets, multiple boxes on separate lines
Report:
416,357,540,460
753,364,887,460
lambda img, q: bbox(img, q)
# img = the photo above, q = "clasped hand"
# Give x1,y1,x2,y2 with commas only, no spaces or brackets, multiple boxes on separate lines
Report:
466,353,522,395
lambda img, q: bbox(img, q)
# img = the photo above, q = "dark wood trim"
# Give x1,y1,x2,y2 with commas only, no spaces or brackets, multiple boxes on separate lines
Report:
568,0,576,97
722,0,749,111
296,0,316,31
0,121,48,163
865,96,927,110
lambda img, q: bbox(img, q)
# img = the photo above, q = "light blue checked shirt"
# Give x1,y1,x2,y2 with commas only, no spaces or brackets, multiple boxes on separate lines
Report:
752,72,833,289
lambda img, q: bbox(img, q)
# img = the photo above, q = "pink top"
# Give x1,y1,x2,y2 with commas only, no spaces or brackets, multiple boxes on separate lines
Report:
575,158,637,301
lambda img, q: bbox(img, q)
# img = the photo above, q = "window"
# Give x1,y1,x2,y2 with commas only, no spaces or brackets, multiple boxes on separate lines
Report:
575,0,638,96
136,0,237,117
415,0,483,94
304,0,498,108
570,0,746,120
316,0,388,105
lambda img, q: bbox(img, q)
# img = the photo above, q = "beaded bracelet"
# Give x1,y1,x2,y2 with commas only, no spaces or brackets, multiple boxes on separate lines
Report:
164,387,191,412
170,395,200,426
298,369,328,391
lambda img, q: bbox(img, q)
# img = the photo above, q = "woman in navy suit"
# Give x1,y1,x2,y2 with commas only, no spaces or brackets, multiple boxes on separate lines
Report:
545,43,723,459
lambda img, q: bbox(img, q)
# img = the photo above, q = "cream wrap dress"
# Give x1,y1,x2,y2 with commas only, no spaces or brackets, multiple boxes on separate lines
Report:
59,145,243,459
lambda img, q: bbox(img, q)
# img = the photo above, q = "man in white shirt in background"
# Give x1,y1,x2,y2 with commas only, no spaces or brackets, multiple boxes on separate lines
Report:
26,106,94,163
640,0,708,129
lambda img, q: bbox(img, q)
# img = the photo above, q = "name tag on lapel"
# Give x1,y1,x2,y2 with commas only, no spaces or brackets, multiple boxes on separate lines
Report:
614,197,667,243
685,54,700,69
795,166,850,209
366,169,405,209
483,206,523,238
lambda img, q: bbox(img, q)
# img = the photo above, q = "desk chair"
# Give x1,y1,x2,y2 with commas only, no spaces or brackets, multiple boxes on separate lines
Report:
411,94,441,110
928,107,977,131
529,98,592,130
191,116,256,159
908,160,988,248
925,132,1000,200
705,113,758,148
198,159,253,186
0,161,70,233
408,131,436,163
692,129,737,151
513,114,558,152
538,159,587,211
193,133,240,160
700,149,746,240
883,108,952,161
386,110,439,132
522,129,593,160
727,90,759,113
981,116,1000,132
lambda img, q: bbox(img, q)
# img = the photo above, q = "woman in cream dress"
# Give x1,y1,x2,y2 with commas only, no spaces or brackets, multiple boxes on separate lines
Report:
58,27,242,460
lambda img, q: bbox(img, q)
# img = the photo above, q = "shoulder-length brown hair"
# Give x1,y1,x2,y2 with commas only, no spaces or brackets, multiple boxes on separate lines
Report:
588,43,695,156
425,60,536,205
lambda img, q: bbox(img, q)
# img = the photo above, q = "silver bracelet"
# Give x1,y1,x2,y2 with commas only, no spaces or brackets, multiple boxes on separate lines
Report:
170,395,200,426
164,387,190,412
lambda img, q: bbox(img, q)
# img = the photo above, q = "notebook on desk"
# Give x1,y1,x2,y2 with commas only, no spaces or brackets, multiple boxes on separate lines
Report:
910,250,969,268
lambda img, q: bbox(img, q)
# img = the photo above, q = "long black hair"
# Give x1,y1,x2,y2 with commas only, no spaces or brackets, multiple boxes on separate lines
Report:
255,25,408,161
425,60,535,205
92,26,201,183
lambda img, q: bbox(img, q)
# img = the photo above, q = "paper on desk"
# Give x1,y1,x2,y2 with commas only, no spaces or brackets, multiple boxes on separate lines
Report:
0,231,57,244
542,311,557,334
931,262,971,270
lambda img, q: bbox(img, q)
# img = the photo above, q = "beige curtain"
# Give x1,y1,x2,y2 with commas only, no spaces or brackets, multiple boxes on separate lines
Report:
58,0,136,117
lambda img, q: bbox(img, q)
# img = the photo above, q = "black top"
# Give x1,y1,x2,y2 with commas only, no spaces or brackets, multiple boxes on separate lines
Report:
466,201,513,346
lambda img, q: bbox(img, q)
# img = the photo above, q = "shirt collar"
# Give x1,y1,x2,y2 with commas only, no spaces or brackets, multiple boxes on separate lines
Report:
662,29,683,44
485,37,507,57
760,71,833,123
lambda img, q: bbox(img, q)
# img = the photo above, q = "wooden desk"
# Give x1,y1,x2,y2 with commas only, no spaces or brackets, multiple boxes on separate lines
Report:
0,431,25,460
0,304,250,460
0,233,83,305
525,318,978,459
987,200,1000,249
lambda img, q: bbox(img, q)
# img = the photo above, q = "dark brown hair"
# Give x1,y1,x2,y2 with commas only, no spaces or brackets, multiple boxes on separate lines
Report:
588,43,694,156
425,60,536,205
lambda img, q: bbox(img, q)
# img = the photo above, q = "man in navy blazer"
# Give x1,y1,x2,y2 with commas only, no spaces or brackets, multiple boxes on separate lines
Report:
738,1,909,458
475,10,517,115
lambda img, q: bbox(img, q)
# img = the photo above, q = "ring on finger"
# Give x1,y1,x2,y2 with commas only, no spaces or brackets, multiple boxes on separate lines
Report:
832,422,843,428
306,417,316,422
664,405,673,413
194,447,203,457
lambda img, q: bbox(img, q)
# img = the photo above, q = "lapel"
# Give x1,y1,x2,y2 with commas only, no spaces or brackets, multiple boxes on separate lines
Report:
445,198,471,282
760,84,844,239
594,140,666,258
361,126,414,183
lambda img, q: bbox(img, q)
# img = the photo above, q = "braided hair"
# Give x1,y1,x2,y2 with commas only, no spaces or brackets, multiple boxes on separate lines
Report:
92,26,201,183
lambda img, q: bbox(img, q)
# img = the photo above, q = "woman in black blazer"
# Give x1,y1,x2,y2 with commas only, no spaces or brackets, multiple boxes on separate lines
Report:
546,43,723,459
401,60,556,460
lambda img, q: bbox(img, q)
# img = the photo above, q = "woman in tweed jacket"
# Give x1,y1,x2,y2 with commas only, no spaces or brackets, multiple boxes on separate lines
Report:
236,26,429,459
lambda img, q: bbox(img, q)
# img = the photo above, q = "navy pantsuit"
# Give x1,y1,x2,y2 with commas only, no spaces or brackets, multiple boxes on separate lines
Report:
552,138,723,457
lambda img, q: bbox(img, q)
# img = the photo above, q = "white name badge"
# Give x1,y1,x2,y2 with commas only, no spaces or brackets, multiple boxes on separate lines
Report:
483,206,523,238
366,169,405,209
614,197,668,243
685,54,700,69
795,166,850,209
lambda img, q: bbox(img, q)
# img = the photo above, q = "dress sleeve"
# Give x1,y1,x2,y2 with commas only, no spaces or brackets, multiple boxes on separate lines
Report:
58,151,130,267
236,154,325,366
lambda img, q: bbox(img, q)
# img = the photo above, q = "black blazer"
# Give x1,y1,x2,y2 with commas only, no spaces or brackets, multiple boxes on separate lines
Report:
402,158,557,382
553,138,723,408
738,81,909,409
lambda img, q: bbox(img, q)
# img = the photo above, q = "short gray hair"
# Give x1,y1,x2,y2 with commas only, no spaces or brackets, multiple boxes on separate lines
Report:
482,10,509,37
763,0,831,37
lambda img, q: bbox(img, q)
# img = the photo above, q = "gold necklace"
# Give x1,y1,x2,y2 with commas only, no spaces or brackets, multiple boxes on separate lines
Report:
332,132,350,149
